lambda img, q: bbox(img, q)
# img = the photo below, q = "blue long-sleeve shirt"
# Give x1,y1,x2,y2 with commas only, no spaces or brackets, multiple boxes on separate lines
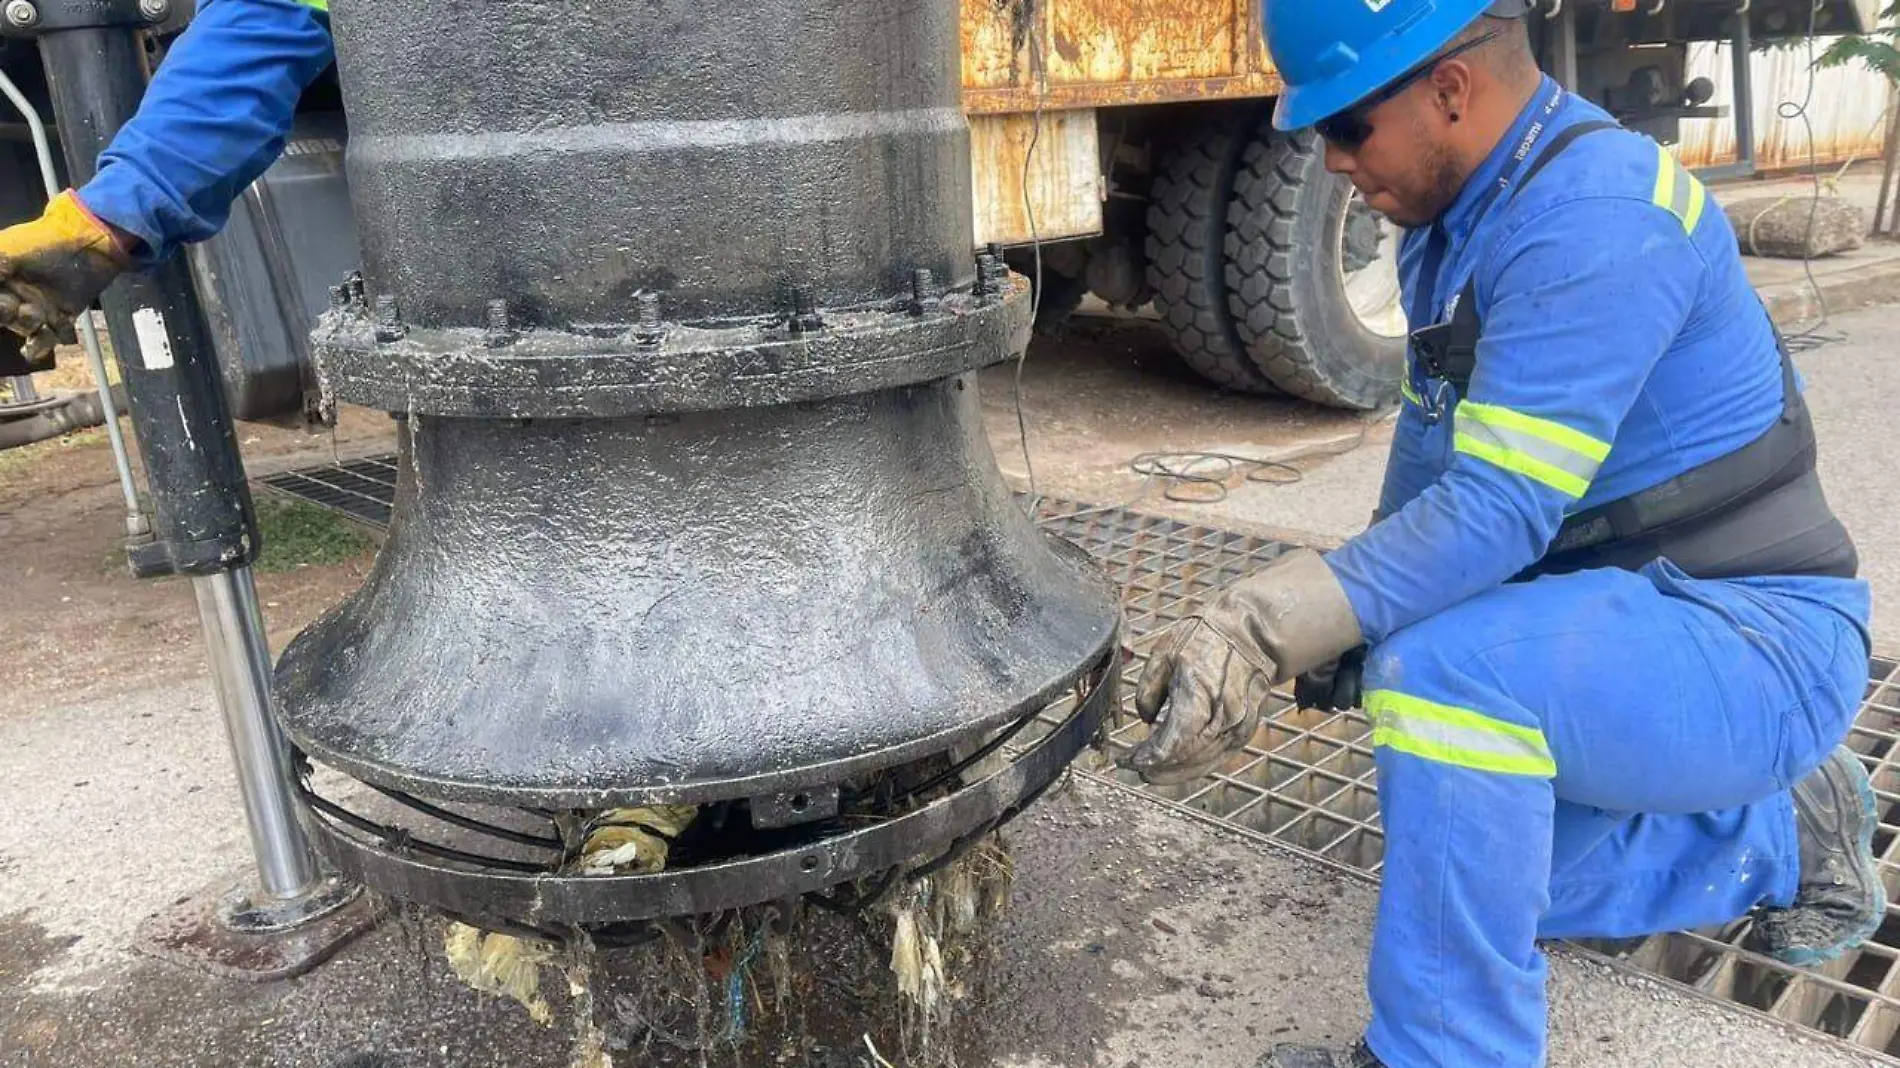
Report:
77,0,333,263
1328,77,1845,644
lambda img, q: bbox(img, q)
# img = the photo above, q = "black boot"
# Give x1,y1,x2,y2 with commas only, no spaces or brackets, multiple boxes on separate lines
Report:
1745,745,1886,966
1257,1039,1384,1068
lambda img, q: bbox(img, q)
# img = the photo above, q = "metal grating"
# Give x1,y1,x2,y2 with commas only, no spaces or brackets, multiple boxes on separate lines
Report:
259,454,399,527
1024,502,1384,873
264,456,1900,1060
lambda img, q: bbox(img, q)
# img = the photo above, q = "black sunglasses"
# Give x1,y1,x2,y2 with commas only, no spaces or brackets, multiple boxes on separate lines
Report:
1313,31,1500,149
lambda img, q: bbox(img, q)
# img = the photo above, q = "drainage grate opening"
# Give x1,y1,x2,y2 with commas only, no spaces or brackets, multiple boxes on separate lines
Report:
264,457,1900,1061
259,455,398,527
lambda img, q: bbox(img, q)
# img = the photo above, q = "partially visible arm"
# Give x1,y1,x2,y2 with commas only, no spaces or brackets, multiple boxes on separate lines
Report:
1374,399,1439,521
77,0,333,263
1322,195,1705,645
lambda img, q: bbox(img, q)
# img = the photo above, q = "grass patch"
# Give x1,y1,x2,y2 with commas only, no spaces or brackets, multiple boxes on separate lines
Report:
254,494,375,572
0,425,108,481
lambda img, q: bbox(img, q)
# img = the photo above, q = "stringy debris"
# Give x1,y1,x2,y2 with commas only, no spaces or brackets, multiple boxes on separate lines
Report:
889,911,940,1014
565,936,614,1068
436,806,1014,1066
442,805,699,1029
879,836,1015,1062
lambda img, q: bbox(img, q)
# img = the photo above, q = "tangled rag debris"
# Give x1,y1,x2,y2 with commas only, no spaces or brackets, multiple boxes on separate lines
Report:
575,805,699,875
443,922,559,1025
441,805,700,1025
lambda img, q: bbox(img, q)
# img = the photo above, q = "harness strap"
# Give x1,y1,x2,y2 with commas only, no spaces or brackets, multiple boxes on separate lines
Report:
1409,120,1619,392
1399,115,1855,580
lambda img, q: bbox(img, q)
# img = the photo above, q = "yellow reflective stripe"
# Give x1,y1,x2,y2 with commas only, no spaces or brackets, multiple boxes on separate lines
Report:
1651,143,1707,234
1458,401,1610,462
1651,144,1677,220
300,0,328,10
1682,174,1707,233
1400,376,1422,406
1367,690,1556,778
1453,401,1608,499
1455,433,1591,497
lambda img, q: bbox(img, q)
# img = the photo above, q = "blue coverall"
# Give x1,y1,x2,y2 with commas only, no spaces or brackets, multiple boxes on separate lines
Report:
77,0,332,261
1324,76,1873,1066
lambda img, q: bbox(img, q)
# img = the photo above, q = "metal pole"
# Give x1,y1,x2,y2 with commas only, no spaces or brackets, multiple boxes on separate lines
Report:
1878,89,1900,236
31,14,328,902
0,67,145,536
192,567,319,898
1548,0,1580,91
1730,14,1757,179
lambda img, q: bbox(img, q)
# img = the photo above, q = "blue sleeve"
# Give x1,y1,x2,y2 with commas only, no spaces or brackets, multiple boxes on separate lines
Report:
1323,196,1705,644
1374,402,1439,520
76,0,334,263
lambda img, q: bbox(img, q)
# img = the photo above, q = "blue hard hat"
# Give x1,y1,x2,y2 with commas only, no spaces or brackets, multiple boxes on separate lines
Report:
1268,0,1533,131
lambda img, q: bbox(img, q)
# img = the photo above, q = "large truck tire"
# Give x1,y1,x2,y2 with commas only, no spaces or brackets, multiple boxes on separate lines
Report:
1225,128,1407,410
1144,128,1280,395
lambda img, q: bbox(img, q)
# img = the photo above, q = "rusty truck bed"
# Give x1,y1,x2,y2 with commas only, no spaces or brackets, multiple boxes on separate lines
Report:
961,0,1283,115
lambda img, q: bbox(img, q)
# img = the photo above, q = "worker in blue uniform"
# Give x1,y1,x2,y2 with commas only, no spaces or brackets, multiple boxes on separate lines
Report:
0,0,332,363
1127,2,1881,1065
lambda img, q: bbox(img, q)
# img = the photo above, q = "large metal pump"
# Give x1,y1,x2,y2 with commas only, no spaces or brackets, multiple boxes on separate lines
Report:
279,0,1122,935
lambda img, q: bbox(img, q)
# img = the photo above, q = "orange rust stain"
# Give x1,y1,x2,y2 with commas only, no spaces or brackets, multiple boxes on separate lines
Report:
1046,0,1239,85
960,0,1280,109
963,72,1283,116
962,0,1035,91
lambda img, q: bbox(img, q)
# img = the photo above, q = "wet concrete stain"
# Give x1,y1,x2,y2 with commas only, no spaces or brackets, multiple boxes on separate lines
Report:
973,779,1354,1066
0,910,570,1068
0,781,1356,1068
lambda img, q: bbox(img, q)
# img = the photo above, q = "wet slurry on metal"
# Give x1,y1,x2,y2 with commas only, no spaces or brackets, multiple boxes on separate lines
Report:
295,0,1127,936
328,0,974,330
311,276,1038,419
274,378,1119,811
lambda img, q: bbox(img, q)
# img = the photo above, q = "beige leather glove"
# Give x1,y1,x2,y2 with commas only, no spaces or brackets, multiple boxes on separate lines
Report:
1128,548,1363,785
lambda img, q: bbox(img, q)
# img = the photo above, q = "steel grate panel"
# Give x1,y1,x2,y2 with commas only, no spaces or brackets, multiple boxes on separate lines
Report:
259,455,399,527
263,456,1900,1060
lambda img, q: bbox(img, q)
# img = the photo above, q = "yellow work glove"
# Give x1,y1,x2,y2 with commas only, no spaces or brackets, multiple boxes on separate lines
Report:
0,191,131,366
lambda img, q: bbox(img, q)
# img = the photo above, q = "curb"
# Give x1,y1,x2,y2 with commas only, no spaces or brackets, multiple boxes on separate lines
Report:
1757,254,1900,326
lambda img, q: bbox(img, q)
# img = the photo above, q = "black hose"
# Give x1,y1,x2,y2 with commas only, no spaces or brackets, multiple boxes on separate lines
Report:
0,385,128,450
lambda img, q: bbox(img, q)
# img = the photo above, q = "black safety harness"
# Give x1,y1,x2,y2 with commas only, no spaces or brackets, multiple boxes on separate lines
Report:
1405,120,1857,582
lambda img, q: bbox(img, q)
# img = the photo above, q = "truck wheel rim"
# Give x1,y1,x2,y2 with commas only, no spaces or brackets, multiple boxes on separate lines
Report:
1335,191,1407,340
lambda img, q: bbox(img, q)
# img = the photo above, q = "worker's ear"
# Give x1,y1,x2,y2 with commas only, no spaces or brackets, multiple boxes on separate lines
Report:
1427,60,1476,126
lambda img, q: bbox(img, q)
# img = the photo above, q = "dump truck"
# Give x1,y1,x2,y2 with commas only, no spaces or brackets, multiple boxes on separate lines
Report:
0,0,1884,420
959,0,1883,409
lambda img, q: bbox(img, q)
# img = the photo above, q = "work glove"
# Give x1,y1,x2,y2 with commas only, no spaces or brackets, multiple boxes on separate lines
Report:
0,191,131,367
1127,548,1364,785
1295,646,1368,712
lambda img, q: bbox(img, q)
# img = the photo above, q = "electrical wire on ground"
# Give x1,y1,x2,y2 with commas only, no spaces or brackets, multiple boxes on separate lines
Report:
1030,416,1387,529
1771,0,1848,353
1012,20,1050,517
1127,422,1380,505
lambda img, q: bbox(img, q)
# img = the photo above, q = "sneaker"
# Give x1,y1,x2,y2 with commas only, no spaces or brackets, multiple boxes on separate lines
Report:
1746,745,1887,966
1257,1040,1384,1068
